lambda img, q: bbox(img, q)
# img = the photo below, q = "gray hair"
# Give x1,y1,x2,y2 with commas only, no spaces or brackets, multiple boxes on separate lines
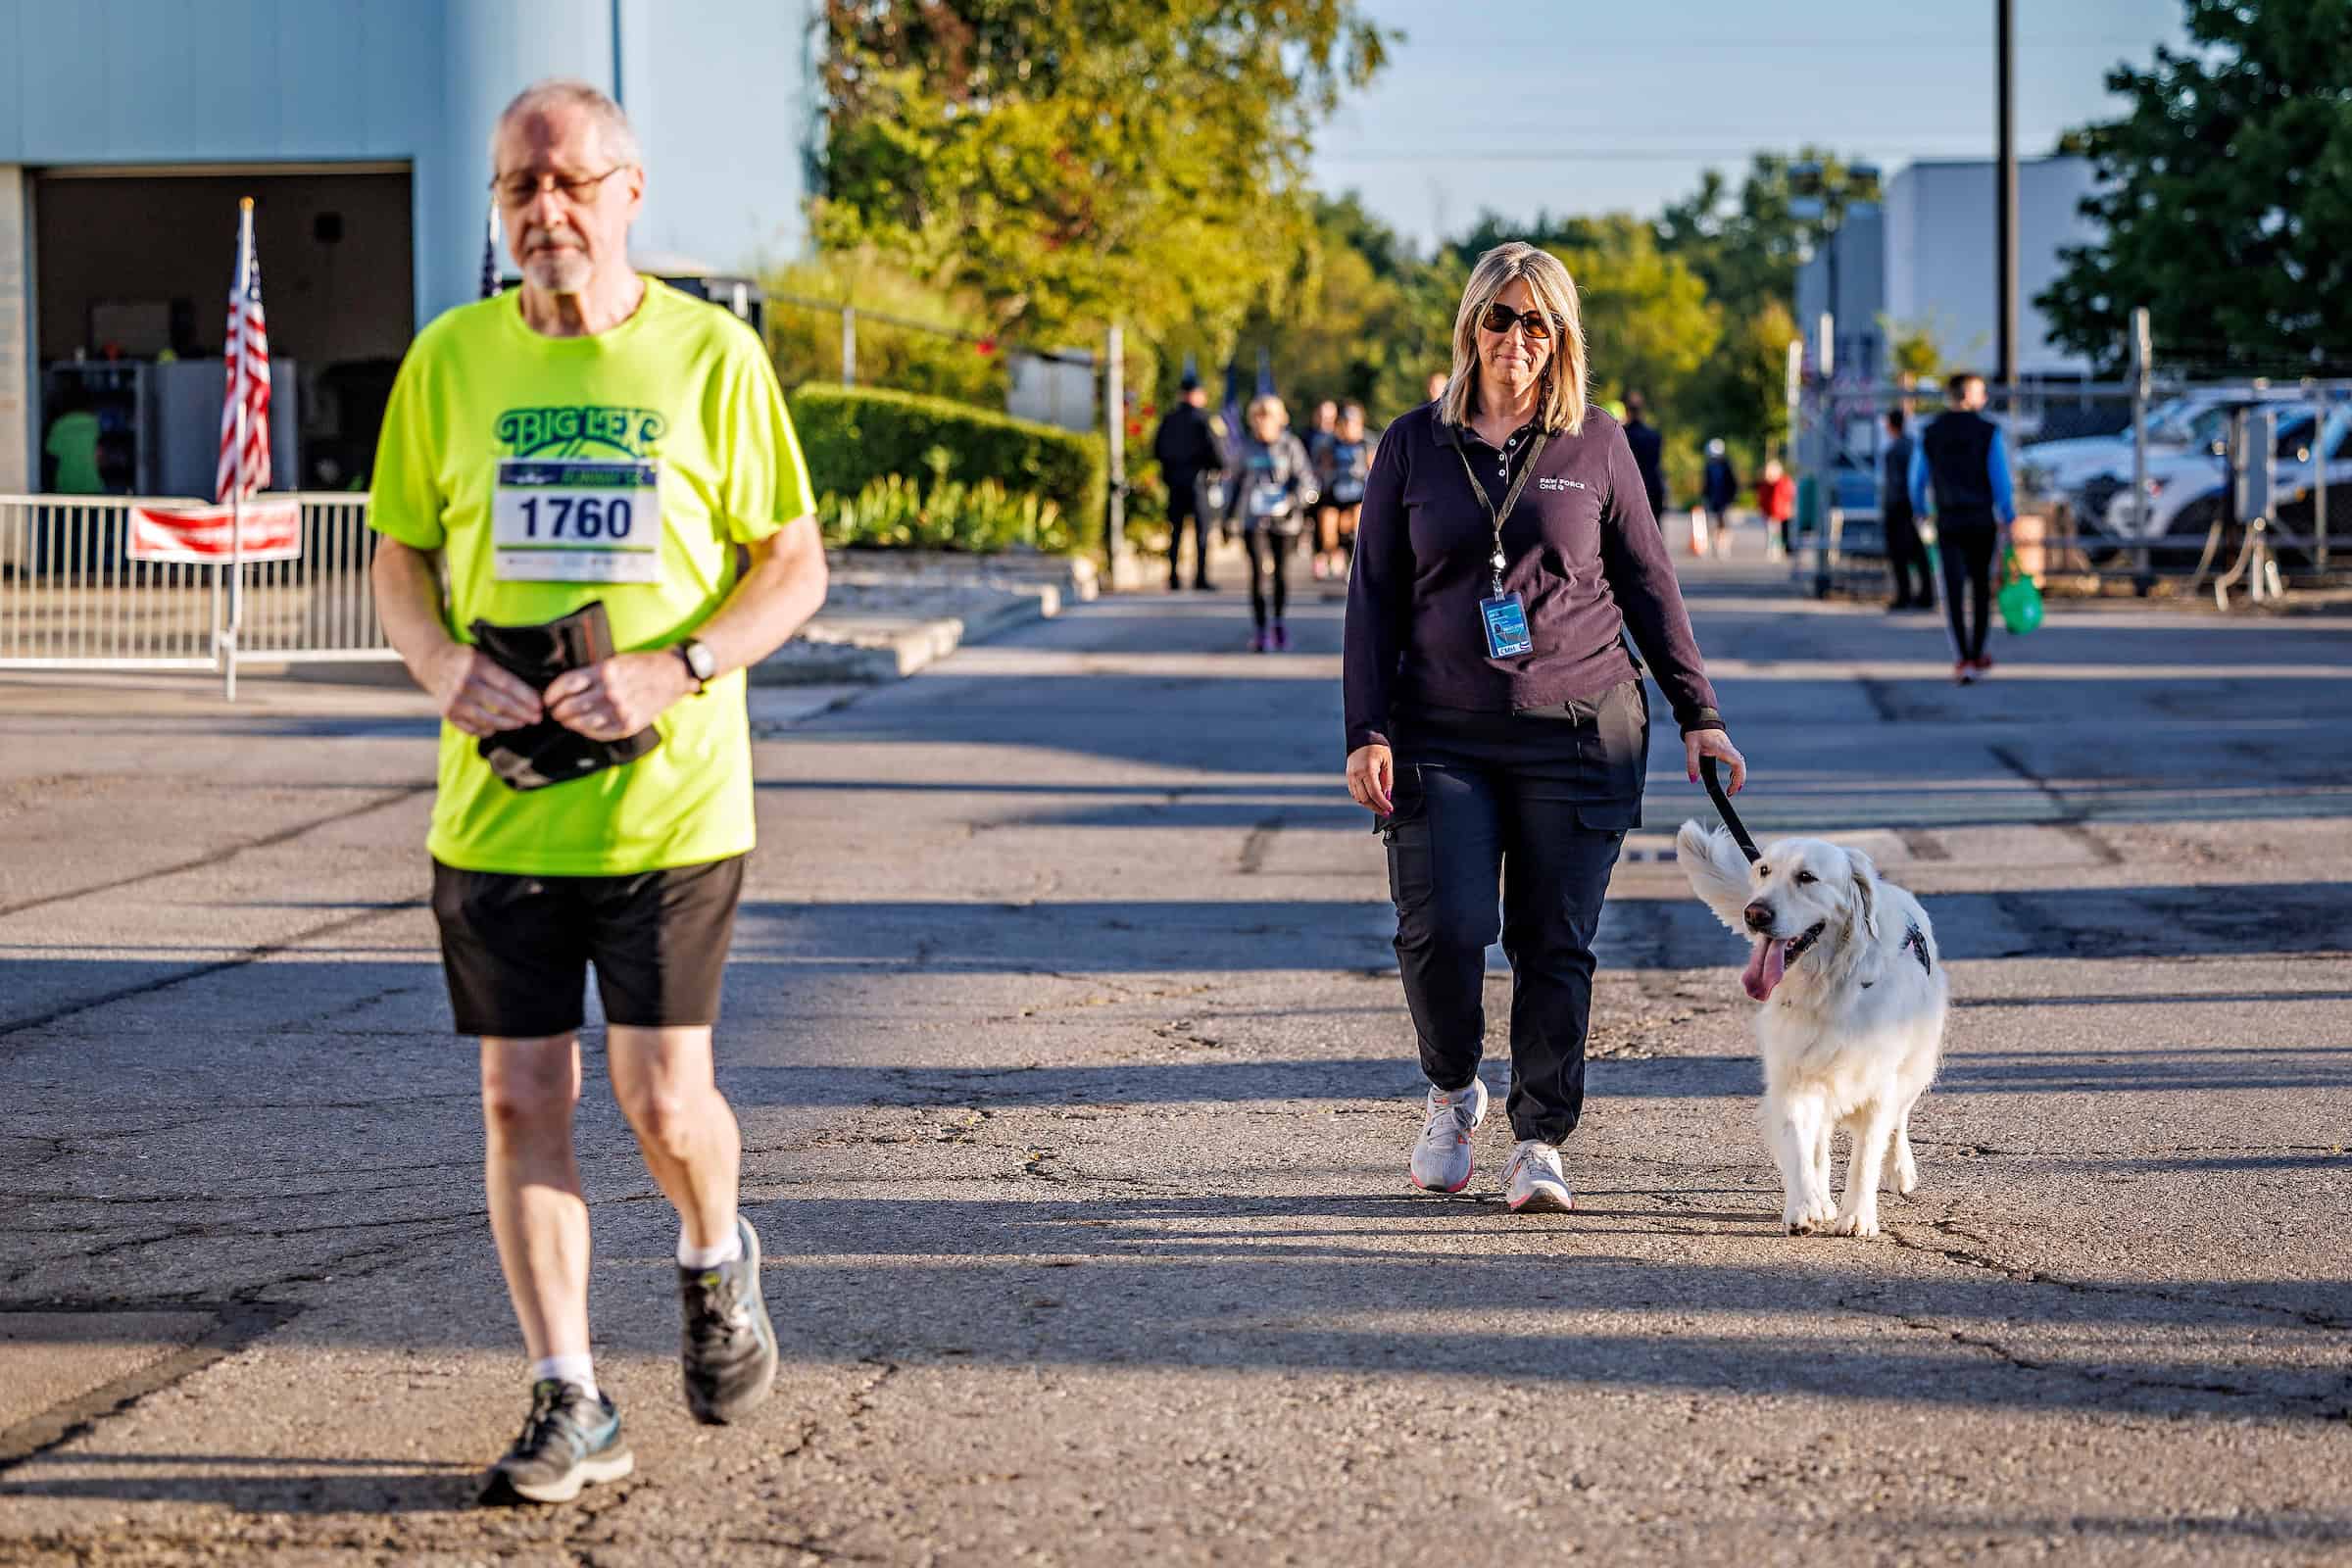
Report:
492,78,642,169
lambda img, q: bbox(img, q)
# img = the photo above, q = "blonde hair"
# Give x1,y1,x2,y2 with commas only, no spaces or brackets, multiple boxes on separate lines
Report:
1440,242,1588,436
1246,395,1289,432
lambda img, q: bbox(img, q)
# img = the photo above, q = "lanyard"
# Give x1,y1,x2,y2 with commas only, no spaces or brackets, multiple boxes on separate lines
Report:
1453,427,1550,597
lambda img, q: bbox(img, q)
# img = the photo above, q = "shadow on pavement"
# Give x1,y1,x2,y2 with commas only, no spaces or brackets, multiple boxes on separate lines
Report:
0,1453,478,1516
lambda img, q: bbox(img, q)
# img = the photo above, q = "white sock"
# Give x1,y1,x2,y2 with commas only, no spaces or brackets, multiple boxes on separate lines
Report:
678,1223,743,1270
531,1353,598,1401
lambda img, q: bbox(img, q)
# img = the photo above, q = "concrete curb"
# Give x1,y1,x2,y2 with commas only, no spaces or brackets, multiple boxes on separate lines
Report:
751,580,1061,686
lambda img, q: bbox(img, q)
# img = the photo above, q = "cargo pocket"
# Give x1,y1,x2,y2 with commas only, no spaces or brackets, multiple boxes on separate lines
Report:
1592,679,1650,824
1378,763,1435,920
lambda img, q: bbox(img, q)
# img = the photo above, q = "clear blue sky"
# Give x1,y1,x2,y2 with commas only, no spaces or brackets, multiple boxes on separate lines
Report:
1307,0,2191,249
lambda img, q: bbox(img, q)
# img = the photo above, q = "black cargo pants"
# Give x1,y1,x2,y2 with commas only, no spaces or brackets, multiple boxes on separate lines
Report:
1378,681,1648,1145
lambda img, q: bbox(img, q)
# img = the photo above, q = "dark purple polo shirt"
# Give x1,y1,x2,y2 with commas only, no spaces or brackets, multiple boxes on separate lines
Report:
1343,403,1724,756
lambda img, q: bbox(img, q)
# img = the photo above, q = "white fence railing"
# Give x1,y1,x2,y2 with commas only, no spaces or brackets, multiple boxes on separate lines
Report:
0,493,396,682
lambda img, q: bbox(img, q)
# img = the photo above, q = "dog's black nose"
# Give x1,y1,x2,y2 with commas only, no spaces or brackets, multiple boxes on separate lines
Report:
1743,901,1773,932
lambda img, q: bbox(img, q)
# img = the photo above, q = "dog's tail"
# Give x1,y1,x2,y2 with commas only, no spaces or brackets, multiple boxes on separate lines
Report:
1676,819,1754,935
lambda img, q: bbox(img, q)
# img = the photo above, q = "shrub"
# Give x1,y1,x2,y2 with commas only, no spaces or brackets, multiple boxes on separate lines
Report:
788,383,1106,549
817,475,1075,556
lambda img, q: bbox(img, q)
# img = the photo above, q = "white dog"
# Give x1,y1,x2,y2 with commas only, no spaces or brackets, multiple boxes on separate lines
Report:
1675,820,1948,1237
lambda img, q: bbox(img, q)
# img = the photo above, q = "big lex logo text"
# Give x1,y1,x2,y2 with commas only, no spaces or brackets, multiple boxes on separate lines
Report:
496,406,668,459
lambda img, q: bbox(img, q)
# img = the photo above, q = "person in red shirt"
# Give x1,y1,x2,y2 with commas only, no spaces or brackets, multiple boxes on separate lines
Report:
1756,457,1795,560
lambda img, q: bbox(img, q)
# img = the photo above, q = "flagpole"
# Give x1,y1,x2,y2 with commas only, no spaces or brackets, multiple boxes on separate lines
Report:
224,197,253,703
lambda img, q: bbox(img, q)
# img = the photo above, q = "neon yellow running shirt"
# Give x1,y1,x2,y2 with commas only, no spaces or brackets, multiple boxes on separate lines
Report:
368,279,812,875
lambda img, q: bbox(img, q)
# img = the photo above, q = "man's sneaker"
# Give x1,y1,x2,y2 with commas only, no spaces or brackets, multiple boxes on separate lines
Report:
1408,1079,1489,1194
680,1216,779,1424
1271,621,1290,652
1249,628,1268,654
479,1380,633,1505
1502,1140,1574,1213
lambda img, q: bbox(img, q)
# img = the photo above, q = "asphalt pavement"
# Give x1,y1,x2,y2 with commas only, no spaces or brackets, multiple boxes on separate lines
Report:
1,548,2347,1565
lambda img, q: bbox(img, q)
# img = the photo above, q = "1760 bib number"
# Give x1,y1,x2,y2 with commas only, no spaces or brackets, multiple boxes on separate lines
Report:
492,460,662,583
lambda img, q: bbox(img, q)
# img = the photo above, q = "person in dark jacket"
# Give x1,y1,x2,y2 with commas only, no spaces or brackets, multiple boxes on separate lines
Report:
1224,396,1317,651
1880,409,1934,612
1701,438,1739,558
1908,372,2016,683
1623,390,1667,523
1344,241,1746,1213
1152,375,1224,591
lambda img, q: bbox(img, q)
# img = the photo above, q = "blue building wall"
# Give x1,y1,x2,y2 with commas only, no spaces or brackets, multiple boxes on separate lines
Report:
0,0,812,329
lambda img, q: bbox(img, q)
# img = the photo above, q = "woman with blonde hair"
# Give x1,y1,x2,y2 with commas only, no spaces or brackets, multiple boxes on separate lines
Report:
1222,394,1318,652
1343,241,1746,1211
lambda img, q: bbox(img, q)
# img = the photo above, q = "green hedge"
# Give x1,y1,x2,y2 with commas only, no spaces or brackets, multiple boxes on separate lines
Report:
787,382,1106,551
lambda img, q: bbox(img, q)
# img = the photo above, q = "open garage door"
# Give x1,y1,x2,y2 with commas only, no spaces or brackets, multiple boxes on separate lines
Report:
31,165,415,496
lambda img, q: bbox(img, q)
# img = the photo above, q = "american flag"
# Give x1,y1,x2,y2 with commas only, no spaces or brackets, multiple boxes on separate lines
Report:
480,203,503,299
216,199,270,503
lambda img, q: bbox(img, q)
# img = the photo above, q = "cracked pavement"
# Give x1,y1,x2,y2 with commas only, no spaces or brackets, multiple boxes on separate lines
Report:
0,559,2348,1564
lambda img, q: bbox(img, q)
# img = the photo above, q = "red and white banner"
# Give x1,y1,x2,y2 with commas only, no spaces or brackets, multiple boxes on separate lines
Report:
127,499,302,564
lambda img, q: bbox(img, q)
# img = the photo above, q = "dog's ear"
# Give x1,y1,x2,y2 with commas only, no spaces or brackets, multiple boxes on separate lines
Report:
1678,819,1755,935
1847,848,1882,941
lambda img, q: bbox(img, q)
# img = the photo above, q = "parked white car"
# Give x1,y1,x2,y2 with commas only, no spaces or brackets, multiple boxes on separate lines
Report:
2023,390,2282,494
2089,404,2351,547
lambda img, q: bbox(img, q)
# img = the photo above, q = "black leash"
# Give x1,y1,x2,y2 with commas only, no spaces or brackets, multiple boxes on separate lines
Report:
1700,756,1760,864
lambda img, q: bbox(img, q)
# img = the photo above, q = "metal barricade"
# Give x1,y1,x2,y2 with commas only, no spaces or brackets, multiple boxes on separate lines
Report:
0,493,397,676
237,495,393,662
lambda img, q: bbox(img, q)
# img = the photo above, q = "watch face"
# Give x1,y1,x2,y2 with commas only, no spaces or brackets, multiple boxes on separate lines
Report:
684,640,716,681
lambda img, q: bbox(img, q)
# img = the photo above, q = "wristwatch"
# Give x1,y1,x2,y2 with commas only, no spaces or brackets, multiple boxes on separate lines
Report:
674,637,716,695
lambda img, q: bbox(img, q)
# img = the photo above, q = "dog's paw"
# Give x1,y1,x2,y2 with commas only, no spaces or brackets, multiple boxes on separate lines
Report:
1894,1167,1918,1197
1829,1209,1882,1238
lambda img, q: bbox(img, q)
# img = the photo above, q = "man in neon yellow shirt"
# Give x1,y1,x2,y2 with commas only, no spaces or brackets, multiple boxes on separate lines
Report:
368,78,828,1506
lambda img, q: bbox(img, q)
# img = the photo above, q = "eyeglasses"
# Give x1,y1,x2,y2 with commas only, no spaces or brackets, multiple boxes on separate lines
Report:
1479,302,1561,341
490,165,630,207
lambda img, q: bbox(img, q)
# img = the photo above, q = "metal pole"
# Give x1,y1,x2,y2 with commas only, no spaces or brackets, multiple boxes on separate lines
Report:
2131,307,2152,595
1105,322,1126,574
1814,313,1835,597
2318,387,2331,572
840,305,857,387
1996,0,2019,392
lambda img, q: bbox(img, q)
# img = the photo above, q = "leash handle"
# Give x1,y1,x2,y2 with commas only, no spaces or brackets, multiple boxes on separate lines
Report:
1700,755,1761,864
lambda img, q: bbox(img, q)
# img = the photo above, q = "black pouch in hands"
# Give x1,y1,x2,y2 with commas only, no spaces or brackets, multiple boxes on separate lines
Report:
468,601,661,792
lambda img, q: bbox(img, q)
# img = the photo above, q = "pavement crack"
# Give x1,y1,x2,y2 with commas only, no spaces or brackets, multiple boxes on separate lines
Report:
0,901,427,1041
1887,1215,2352,1332
0,786,429,922
1238,813,1285,874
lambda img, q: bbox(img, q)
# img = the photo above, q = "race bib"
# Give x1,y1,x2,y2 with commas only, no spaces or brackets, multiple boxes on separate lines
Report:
1331,477,1365,507
492,460,662,583
1248,481,1289,518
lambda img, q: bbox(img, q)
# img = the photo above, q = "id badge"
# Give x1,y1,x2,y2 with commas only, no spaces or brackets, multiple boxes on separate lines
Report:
492,460,663,584
1480,593,1534,659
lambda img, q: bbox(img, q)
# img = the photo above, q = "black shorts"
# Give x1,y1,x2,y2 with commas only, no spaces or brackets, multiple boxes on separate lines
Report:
429,855,746,1038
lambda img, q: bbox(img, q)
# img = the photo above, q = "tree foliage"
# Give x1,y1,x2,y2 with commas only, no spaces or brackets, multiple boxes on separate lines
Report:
2040,0,2352,373
817,0,1389,344
1652,150,1878,464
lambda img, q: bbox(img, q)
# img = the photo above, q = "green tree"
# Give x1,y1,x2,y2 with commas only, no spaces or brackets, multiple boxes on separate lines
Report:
816,0,1390,346
1654,150,1876,463
764,248,1009,406
1547,218,1721,413
2040,0,2352,373
1656,150,1881,323
1204,193,1462,419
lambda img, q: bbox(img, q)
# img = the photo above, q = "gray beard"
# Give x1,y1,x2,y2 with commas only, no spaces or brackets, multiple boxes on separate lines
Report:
522,251,593,294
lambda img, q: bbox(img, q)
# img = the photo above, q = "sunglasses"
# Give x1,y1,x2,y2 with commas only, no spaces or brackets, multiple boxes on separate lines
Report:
1479,303,1561,340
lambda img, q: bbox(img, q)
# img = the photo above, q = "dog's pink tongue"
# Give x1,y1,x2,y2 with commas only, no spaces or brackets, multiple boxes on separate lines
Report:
1741,938,1788,1001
